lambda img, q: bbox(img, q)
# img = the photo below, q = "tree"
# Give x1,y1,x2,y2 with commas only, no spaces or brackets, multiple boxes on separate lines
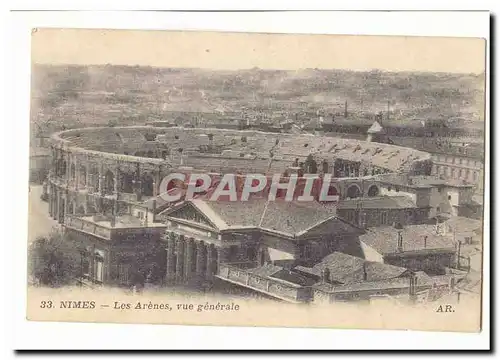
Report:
28,231,81,287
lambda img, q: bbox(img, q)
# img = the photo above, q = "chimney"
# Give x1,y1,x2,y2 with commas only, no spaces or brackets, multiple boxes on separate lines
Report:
393,222,404,252
321,267,330,283
362,262,368,281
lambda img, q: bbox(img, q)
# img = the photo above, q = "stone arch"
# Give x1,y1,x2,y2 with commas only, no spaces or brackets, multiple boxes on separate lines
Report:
87,203,97,214
79,165,87,186
104,169,115,195
367,185,380,197
327,185,339,197
60,159,67,177
121,171,135,193
346,184,361,199
142,173,155,197
76,204,86,215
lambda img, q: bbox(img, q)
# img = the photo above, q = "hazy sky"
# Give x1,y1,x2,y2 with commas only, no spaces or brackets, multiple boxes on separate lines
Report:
32,29,486,74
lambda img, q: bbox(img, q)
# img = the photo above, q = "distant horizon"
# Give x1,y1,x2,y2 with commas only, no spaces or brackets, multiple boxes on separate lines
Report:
32,62,486,77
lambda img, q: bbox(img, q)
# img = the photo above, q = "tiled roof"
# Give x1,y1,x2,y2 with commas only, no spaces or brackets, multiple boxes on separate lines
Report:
311,252,408,284
376,174,474,189
313,272,454,294
444,216,482,234
168,198,360,238
360,224,457,255
338,196,417,210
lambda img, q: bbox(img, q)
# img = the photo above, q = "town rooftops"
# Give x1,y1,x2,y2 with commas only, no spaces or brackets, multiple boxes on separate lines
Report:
338,196,417,210
297,252,408,285
312,271,454,294
360,224,457,256
376,174,475,189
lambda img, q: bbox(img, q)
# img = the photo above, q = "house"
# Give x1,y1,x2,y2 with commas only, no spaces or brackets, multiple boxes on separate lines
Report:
337,195,430,228
358,224,457,275
62,213,167,287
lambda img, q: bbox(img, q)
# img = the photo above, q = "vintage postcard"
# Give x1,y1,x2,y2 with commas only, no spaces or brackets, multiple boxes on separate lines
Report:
27,28,487,333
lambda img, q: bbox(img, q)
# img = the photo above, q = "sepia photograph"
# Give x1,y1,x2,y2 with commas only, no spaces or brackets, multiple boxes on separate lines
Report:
23,21,488,338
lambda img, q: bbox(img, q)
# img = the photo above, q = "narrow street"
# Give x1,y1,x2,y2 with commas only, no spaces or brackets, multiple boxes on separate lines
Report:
28,184,59,244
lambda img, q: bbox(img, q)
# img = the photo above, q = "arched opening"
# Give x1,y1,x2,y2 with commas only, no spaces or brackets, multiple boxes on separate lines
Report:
69,202,75,214
322,160,329,174
70,163,76,181
367,185,380,197
346,184,361,199
60,160,67,177
87,204,97,214
104,170,115,195
121,172,135,193
90,166,99,191
76,205,86,215
142,174,154,197
146,150,155,158
79,165,87,187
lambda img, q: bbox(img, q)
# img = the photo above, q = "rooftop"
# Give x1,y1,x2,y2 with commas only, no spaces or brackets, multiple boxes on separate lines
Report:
338,196,417,210
376,174,475,189
360,224,457,255
165,198,361,238
309,252,408,284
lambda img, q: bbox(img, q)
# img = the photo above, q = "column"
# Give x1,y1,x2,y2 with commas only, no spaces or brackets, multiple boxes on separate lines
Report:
134,162,142,202
98,164,104,195
175,236,185,282
206,244,215,280
86,158,91,189
154,169,161,197
57,192,62,223
64,189,70,218
73,156,80,191
165,233,176,284
48,185,53,217
196,241,206,279
114,166,120,194
183,237,194,282
65,152,71,183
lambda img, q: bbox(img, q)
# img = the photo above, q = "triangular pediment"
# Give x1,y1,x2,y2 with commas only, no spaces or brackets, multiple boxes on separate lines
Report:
166,202,219,230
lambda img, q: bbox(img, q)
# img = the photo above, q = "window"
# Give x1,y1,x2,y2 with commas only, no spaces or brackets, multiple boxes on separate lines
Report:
437,206,441,213
395,186,400,192
438,187,442,193
387,186,392,192
94,252,104,283
381,212,388,225
448,195,452,201
118,264,130,284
